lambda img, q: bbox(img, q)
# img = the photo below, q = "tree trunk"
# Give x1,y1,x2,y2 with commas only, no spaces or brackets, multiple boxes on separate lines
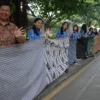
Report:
12,0,28,28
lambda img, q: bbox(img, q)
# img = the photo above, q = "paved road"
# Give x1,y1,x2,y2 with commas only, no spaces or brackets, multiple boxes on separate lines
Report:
43,56,100,100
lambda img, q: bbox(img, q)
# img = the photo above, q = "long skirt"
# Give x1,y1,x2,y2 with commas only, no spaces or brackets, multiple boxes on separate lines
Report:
98,35,100,50
86,37,94,56
76,37,88,59
92,36,98,54
68,39,77,64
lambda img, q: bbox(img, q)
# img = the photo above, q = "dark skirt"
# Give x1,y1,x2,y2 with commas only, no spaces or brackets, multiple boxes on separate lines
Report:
76,37,88,59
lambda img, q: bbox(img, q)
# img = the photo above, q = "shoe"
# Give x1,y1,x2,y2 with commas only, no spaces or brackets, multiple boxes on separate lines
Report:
93,55,96,59
82,56,88,60
65,69,69,73
74,63,81,66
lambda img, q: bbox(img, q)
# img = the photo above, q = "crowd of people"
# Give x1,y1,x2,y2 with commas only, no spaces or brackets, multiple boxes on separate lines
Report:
0,2,100,46
0,2,100,62
1,2,100,99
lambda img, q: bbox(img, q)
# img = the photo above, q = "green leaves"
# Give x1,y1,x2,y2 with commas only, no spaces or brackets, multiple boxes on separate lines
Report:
9,0,16,12
27,0,85,27
69,0,100,27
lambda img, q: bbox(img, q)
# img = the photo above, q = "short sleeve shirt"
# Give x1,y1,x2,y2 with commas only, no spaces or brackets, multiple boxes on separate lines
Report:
56,29,68,38
70,31,79,39
28,29,42,40
0,22,17,46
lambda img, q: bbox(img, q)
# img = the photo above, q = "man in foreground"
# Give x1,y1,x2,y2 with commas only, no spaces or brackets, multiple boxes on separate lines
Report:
0,2,25,47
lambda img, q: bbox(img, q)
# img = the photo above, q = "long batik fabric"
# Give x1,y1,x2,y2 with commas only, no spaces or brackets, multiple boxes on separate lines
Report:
98,35,100,50
92,36,98,54
44,38,69,84
86,37,94,56
0,38,47,100
68,38,77,64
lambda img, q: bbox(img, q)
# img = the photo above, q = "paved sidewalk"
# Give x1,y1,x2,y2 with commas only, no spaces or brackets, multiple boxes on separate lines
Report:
51,54,100,100
34,52,100,100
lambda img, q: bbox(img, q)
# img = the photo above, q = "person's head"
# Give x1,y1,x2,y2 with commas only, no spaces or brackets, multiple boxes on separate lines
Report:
73,24,78,32
33,18,43,29
93,28,97,33
0,3,11,21
61,22,69,30
99,29,100,33
81,24,87,33
32,18,43,35
89,27,93,33
60,22,69,35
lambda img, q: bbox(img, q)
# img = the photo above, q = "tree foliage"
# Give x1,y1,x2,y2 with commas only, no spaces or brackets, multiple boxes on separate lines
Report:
27,0,85,27
69,0,100,27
